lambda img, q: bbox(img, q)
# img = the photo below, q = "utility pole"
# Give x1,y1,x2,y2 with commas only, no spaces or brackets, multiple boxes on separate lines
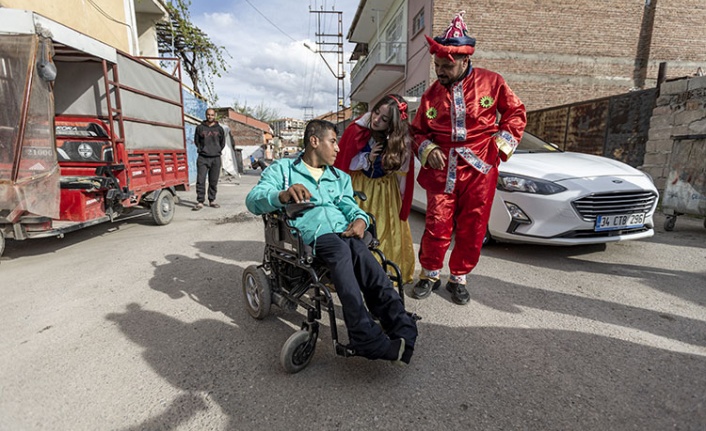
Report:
310,8,345,124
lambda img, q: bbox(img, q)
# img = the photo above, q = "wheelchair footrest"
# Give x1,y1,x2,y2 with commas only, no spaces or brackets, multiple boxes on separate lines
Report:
334,342,356,357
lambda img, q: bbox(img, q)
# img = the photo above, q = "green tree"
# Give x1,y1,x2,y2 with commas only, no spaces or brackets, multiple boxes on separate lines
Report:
156,0,229,103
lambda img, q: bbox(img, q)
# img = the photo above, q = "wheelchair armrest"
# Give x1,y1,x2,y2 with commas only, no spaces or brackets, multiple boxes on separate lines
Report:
362,231,376,248
353,190,367,202
285,202,315,219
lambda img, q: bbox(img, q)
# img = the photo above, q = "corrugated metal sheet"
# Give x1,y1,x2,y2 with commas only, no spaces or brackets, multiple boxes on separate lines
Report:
526,88,657,168
605,89,657,167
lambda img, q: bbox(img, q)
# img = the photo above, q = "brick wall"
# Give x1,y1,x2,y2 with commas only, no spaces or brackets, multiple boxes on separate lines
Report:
221,119,266,148
430,1,706,111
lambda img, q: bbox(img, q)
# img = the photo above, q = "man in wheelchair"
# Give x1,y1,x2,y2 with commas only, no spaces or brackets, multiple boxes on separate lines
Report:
245,119,418,365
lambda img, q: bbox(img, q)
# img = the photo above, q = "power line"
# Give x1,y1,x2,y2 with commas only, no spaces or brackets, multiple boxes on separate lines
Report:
243,0,297,42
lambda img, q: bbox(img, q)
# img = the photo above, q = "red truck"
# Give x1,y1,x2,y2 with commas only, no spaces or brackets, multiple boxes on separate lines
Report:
0,9,189,257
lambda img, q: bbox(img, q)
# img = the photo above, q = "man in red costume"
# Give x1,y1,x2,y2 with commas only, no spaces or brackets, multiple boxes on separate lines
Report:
410,11,526,305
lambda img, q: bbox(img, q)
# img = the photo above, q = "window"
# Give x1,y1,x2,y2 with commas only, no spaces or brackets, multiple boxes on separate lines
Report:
412,8,425,36
384,10,403,62
407,82,427,98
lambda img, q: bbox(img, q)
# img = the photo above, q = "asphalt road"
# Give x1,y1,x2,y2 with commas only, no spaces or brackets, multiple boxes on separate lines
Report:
1,170,705,431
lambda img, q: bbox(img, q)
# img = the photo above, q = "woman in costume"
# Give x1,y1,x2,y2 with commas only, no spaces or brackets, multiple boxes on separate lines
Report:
334,94,416,285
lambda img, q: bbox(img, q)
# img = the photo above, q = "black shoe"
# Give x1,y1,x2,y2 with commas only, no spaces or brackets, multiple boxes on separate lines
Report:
383,338,405,361
446,282,470,305
398,342,414,366
412,279,441,299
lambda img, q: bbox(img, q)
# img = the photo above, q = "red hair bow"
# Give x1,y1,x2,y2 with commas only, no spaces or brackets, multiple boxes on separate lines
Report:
388,95,408,120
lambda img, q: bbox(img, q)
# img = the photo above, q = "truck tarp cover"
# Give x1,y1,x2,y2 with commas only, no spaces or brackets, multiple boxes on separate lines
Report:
54,53,183,151
0,34,61,220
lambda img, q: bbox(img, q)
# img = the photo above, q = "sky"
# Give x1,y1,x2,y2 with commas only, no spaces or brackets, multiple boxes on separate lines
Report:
186,0,360,120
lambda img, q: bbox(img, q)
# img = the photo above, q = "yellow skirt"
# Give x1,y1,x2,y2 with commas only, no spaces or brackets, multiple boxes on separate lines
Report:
351,171,415,284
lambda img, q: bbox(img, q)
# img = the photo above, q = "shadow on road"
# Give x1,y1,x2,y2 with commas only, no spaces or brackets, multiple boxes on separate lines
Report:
103,239,706,429
473,274,706,347
108,301,706,430
0,210,156,260
483,243,706,308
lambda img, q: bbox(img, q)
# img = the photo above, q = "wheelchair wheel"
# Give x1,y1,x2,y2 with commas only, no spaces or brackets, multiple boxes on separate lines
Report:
280,330,317,374
242,265,272,319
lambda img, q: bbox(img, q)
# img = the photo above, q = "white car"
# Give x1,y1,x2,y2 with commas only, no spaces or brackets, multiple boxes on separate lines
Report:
412,132,659,246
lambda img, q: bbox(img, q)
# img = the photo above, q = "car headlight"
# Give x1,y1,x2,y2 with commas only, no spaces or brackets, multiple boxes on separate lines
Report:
497,173,567,194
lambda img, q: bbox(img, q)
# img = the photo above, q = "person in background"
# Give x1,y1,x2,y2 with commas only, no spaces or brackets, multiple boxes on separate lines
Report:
334,94,416,285
246,119,417,365
193,108,226,210
410,11,527,304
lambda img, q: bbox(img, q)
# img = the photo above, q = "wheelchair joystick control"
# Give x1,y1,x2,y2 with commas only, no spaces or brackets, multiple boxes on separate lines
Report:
285,202,315,219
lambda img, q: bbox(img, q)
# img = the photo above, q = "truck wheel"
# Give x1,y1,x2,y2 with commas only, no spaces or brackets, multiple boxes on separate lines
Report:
151,190,175,226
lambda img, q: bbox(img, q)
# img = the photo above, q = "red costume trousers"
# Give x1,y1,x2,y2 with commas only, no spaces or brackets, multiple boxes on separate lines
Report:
419,163,499,276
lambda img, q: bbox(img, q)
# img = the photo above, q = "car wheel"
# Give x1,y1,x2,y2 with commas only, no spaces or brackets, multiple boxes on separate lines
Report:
151,190,175,226
280,329,317,374
0,230,5,258
242,265,271,319
664,216,676,232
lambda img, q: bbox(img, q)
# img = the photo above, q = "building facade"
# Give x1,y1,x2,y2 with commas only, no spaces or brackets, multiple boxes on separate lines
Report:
0,0,167,56
214,108,273,148
348,0,706,115
271,118,306,143
348,0,407,111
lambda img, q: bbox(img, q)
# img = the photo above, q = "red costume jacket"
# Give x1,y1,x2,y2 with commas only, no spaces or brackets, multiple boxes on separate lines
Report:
410,67,526,194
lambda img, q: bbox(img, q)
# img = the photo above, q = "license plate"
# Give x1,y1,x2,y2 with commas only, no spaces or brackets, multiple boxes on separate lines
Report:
595,213,645,231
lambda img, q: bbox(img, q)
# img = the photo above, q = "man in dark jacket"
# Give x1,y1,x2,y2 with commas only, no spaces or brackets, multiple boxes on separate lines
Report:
193,108,226,210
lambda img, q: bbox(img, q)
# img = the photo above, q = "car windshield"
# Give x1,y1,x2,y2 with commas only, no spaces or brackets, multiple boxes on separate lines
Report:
516,132,562,153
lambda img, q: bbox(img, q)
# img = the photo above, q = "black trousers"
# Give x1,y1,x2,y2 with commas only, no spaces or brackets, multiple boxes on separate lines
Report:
196,155,221,203
314,233,418,360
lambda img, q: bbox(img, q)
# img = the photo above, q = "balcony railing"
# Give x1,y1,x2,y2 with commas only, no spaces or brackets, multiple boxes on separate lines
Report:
350,41,406,93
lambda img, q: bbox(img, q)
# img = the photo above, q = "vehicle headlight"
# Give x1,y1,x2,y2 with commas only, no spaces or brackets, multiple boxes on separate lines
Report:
497,173,567,194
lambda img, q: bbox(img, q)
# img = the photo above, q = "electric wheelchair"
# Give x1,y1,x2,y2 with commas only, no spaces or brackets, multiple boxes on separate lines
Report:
241,195,409,374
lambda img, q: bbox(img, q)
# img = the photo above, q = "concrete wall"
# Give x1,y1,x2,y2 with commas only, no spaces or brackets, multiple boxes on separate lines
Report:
643,75,706,198
2,0,132,53
426,0,706,112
